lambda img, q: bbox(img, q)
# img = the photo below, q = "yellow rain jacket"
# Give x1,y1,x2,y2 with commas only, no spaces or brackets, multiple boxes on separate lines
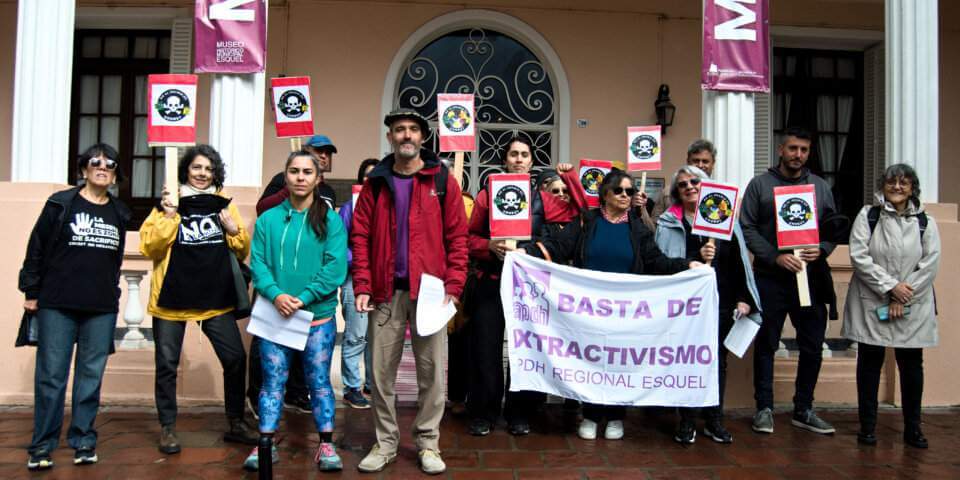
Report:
139,196,250,321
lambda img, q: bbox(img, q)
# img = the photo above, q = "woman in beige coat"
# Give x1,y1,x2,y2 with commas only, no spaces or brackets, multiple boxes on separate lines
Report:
843,163,940,449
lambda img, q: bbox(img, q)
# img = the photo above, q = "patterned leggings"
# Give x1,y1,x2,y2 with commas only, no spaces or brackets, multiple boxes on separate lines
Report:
258,321,336,433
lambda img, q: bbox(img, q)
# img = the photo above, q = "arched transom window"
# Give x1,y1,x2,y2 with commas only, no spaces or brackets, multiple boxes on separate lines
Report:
396,28,556,194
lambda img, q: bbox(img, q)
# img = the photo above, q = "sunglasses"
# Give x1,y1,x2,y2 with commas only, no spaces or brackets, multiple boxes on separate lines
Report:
89,158,118,170
677,178,701,189
611,187,637,196
550,187,568,195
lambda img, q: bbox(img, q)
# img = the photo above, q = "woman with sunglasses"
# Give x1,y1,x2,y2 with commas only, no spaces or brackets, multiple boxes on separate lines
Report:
140,144,258,455
520,168,701,440
654,165,761,445
20,144,131,470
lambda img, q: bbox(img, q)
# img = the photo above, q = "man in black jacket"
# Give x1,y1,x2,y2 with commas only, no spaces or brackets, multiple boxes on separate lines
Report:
740,127,837,436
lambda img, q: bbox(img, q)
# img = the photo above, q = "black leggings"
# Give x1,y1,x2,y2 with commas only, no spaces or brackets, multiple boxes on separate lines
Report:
856,343,923,431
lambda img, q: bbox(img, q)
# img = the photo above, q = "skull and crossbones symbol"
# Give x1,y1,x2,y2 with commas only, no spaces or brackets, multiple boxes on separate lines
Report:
636,138,654,157
164,95,184,117
787,203,805,222
284,95,301,112
496,185,525,215
503,190,520,210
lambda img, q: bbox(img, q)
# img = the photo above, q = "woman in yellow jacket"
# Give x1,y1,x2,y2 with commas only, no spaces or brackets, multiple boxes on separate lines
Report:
140,144,257,454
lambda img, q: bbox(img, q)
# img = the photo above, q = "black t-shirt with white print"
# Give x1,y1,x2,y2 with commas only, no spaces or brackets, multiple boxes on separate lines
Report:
39,195,123,313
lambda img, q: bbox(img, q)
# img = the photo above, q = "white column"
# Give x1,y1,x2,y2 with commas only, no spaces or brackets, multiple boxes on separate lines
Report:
886,0,939,201
11,0,75,183
209,73,265,187
702,91,755,187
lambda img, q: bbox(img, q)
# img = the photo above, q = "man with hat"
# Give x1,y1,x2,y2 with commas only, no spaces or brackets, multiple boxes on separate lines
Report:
351,108,468,474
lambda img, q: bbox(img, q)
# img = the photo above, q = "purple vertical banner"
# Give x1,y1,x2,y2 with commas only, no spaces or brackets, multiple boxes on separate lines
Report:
702,0,770,93
194,0,267,73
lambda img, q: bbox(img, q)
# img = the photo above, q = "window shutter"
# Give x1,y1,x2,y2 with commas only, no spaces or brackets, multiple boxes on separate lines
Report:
169,18,192,74
863,43,885,205
754,92,772,177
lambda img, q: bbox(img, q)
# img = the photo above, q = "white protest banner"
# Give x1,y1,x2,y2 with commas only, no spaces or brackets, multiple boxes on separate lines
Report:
627,125,662,172
578,159,612,208
489,173,532,240
691,180,739,241
271,76,314,139
774,184,819,249
437,93,476,152
501,253,719,407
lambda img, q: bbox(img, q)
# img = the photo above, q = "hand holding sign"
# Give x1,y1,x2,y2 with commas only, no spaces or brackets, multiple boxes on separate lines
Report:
773,184,819,306
148,74,198,208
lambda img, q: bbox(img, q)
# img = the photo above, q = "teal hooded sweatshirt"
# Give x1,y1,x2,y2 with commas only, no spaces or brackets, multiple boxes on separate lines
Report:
250,199,347,320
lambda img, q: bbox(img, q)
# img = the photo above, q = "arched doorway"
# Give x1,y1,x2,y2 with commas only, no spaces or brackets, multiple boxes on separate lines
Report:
382,10,570,195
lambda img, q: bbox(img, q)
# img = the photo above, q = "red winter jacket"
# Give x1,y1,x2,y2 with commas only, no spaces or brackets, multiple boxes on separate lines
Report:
351,150,469,303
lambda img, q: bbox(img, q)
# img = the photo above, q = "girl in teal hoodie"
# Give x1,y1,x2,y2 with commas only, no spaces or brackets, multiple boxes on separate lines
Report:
244,151,347,472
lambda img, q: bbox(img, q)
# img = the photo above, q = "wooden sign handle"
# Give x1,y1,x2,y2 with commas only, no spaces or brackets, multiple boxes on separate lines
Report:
164,147,179,208
705,238,716,266
503,239,517,250
453,151,465,187
794,248,812,307
289,137,302,152
640,171,648,192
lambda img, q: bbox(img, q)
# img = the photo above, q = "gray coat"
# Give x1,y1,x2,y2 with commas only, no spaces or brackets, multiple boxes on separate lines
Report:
842,195,941,348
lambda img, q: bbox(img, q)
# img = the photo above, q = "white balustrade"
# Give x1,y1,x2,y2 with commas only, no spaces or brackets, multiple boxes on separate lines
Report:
119,269,149,349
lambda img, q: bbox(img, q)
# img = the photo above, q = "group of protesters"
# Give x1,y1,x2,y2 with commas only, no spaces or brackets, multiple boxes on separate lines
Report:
19,107,941,473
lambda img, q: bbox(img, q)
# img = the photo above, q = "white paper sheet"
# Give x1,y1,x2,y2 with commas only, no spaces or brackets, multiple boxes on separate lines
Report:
723,313,761,359
415,273,457,336
247,295,313,351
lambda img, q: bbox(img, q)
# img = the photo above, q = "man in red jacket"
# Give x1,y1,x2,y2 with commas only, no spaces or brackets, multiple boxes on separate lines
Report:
352,108,468,475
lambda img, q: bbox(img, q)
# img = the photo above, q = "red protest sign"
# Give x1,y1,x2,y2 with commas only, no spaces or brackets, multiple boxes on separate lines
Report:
627,126,662,171
351,184,363,210
437,93,476,152
489,173,532,240
147,74,198,146
691,180,739,241
578,159,612,208
774,184,819,249
271,77,314,138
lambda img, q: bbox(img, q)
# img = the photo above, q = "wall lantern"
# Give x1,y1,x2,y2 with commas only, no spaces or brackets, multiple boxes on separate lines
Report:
654,84,676,134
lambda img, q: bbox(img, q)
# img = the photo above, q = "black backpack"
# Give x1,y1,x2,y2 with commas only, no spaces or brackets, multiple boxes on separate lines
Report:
866,205,927,239
866,205,936,314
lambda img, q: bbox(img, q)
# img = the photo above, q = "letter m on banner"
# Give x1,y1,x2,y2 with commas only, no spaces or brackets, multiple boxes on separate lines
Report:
702,0,770,93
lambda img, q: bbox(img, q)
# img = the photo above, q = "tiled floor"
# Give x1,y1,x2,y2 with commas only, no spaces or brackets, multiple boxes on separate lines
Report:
1,405,957,479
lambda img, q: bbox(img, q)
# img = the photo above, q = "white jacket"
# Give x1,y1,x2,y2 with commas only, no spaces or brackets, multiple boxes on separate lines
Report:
842,195,941,348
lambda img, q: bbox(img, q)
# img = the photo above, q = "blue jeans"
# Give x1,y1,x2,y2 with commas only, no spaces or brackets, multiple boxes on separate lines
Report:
29,308,116,455
258,321,337,433
340,274,371,392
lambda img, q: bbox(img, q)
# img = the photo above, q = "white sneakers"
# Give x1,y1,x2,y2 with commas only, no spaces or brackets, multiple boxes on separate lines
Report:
578,419,624,440
604,420,624,440
357,445,396,473
418,449,446,475
358,444,445,475
577,419,598,439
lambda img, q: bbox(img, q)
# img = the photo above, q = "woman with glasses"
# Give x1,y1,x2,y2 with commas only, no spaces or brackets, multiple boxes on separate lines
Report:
19,144,130,470
519,168,701,440
654,165,761,445
843,164,940,448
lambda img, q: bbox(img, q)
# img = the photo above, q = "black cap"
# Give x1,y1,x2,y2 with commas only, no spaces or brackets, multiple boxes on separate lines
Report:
383,108,431,135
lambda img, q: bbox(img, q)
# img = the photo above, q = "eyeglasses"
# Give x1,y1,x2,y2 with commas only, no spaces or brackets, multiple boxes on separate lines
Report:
89,158,118,170
611,187,637,196
677,178,701,189
550,187,568,195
